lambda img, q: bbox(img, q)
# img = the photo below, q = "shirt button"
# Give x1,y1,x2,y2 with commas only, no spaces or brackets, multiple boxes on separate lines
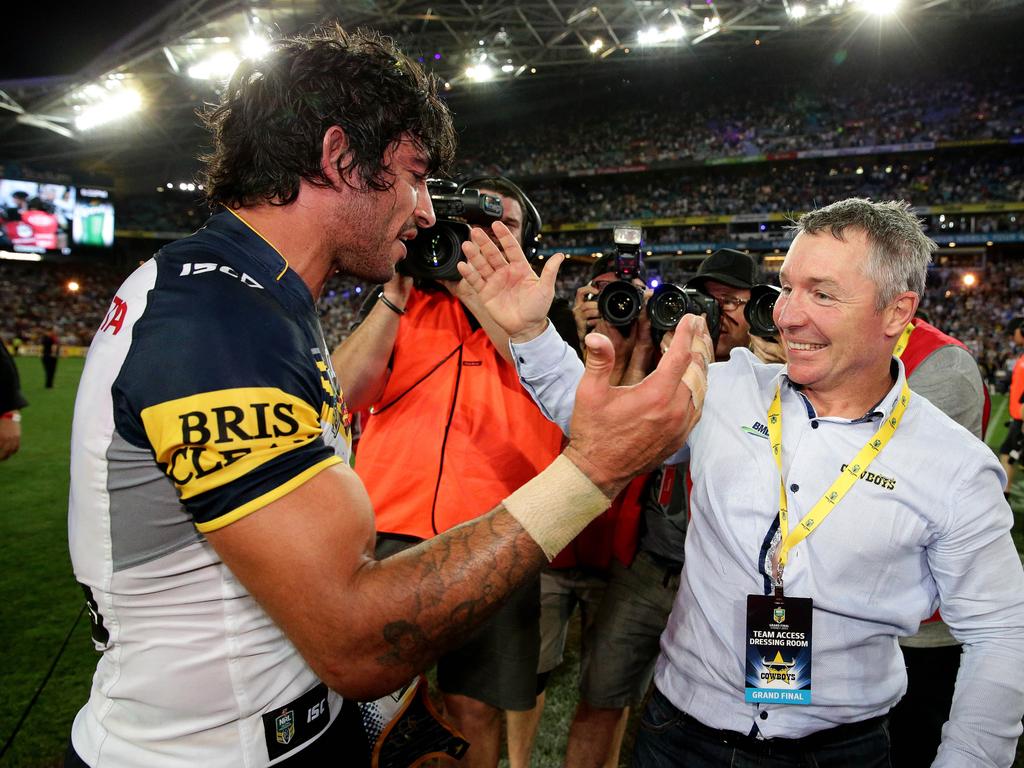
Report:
811,420,819,429
759,710,769,720
790,483,799,493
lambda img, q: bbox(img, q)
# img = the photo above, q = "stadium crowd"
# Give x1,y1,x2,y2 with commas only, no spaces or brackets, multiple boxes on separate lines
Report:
4,252,1023,395
527,152,1024,224
455,65,1022,179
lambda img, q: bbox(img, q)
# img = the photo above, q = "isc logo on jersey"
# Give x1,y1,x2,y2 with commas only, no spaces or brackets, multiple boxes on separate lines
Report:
180,262,264,288
140,387,321,499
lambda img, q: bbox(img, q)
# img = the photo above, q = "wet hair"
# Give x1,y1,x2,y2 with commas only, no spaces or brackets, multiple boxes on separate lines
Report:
200,25,455,208
791,198,934,310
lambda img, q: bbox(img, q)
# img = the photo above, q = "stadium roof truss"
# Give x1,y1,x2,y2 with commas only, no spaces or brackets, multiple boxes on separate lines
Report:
0,0,1021,184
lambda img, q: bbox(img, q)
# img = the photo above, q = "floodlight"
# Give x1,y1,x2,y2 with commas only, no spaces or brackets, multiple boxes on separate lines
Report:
466,63,495,82
789,3,808,18
188,52,241,81
501,63,515,73
75,88,142,131
860,0,900,15
241,34,271,60
589,38,604,53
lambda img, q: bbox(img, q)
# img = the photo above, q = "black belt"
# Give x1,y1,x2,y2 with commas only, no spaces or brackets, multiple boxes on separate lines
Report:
678,709,887,756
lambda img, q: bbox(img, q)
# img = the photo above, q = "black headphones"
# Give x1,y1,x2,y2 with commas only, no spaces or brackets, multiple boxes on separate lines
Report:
458,176,543,259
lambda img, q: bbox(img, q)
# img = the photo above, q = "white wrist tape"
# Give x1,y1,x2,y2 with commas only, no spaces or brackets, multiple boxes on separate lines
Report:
504,454,612,560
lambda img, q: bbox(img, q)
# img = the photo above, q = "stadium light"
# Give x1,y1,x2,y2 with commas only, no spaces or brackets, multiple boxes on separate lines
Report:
75,88,142,131
241,34,271,60
589,38,604,53
188,51,241,81
789,3,808,19
465,63,495,82
638,25,686,45
859,0,900,15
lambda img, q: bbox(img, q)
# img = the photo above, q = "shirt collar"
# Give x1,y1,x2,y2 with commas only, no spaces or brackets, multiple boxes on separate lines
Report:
776,357,907,423
203,208,292,284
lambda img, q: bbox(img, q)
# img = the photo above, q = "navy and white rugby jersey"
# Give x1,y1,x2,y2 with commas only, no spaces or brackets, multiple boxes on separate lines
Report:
69,210,352,767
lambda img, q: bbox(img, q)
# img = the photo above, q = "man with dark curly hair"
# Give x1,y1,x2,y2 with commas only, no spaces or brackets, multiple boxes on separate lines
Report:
64,25,708,768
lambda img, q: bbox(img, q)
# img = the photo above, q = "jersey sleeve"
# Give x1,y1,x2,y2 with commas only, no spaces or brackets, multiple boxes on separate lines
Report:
112,268,341,532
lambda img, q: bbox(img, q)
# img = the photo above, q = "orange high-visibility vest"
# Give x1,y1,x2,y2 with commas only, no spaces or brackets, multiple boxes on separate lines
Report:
357,288,565,539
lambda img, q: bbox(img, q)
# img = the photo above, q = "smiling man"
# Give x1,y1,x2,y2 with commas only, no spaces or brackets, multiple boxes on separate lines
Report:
458,197,1024,768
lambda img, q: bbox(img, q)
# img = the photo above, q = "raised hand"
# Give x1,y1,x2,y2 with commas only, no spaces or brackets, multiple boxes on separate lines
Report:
563,314,711,498
457,221,564,342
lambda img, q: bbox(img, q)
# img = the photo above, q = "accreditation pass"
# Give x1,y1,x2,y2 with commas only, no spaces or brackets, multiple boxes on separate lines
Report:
744,594,812,705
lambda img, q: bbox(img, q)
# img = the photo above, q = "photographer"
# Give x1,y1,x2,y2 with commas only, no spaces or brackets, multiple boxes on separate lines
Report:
686,249,759,362
514,252,690,768
332,176,578,768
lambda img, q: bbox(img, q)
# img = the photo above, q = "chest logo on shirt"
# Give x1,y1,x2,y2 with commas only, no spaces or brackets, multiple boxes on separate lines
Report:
741,421,770,440
140,387,322,499
839,463,897,491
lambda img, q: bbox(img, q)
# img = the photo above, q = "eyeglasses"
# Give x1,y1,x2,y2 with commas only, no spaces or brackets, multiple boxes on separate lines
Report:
713,296,749,311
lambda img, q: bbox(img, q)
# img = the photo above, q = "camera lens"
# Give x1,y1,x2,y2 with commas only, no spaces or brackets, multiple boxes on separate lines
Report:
744,284,781,340
647,284,689,332
598,281,644,326
401,223,468,281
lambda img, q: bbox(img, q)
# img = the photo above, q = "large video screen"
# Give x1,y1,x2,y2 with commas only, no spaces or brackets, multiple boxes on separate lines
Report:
73,187,115,247
0,179,76,254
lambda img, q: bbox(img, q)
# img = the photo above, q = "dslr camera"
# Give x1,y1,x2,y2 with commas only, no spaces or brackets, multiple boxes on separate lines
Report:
647,284,721,348
744,284,782,340
399,180,503,282
595,226,648,327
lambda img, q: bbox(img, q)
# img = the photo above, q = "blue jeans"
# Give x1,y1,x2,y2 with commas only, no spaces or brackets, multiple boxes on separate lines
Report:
633,688,892,768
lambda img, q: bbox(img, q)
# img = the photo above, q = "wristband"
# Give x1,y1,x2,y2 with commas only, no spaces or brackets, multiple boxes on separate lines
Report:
378,291,406,316
503,454,611,560
1,411,21,423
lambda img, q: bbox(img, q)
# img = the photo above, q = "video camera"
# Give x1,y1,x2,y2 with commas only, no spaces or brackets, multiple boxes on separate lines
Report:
399,180,503,282
744,284,782,340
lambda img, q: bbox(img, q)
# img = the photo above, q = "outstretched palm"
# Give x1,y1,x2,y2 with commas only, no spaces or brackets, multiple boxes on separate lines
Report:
457,221,564,340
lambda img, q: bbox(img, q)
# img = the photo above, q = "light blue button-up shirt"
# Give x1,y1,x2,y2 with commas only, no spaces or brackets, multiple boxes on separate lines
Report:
511,323,1024,767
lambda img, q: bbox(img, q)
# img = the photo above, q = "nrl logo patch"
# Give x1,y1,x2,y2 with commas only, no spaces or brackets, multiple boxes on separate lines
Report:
275,708,295,745
773,607,786,624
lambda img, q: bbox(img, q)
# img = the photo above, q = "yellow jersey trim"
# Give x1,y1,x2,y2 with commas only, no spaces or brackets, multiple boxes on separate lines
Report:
196,455,343,533
222,206,291,281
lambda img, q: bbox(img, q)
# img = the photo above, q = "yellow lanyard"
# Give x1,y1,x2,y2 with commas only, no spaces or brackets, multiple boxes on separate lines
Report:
892,321,914,359
766,378,911,588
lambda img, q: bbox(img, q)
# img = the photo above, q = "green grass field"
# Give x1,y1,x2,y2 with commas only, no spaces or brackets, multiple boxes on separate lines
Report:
1,356,1022,767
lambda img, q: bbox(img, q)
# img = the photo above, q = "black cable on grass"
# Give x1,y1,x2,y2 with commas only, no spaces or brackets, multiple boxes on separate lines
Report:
0,603,86,760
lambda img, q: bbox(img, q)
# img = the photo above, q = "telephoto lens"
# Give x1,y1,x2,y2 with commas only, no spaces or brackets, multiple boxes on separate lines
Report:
744,284,782,340
597,280,646,327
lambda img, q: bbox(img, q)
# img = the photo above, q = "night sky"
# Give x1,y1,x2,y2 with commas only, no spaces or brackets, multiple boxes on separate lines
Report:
2,1,157,80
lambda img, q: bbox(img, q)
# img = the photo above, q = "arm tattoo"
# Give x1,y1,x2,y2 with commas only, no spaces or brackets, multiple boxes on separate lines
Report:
375,508,545,673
